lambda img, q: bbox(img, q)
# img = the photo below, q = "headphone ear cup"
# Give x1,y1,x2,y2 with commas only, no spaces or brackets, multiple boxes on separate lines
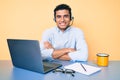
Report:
71,17,74,20
53,18,56,22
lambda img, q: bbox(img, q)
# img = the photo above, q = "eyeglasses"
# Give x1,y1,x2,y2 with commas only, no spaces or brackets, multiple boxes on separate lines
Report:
53,68,75,77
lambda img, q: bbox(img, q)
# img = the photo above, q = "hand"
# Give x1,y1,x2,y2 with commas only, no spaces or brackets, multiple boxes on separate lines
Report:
44,41,54,49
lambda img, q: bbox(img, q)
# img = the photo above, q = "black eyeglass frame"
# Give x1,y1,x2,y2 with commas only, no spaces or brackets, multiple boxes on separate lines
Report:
53,68,75,77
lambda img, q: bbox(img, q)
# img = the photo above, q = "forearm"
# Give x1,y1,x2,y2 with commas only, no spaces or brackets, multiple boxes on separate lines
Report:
52,48,76,59
52,48,69,59
43,41,76,60
58,54,71,60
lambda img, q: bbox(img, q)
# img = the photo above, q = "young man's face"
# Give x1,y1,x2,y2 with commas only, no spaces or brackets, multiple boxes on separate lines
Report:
55,9,71,31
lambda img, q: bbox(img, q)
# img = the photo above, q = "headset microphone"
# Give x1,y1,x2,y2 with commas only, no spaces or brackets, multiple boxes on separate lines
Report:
71,16,74,20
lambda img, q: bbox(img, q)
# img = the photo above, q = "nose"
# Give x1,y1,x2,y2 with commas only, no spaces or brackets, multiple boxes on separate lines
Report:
60,17,65,21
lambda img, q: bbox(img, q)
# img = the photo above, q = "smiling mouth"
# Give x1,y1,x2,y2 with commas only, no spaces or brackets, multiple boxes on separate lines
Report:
59,22,66,26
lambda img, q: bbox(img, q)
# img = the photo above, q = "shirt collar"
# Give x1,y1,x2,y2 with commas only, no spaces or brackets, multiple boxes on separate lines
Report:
56,26,71,33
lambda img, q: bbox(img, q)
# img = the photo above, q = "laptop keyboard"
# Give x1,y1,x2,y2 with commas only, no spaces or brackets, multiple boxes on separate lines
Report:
43,61,62,72
43,65,53,71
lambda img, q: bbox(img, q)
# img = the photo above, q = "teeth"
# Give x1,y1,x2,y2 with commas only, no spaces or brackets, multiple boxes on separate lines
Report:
60,23,65,25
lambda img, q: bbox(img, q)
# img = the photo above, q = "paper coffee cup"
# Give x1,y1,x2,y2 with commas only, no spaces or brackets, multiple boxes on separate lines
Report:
97,53,109,66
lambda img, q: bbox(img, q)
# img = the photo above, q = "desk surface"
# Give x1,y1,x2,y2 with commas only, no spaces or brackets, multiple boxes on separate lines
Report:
0,60,120,80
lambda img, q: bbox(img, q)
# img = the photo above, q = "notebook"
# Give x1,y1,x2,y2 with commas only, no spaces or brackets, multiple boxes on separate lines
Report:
7,39,62,73
64,63,101,75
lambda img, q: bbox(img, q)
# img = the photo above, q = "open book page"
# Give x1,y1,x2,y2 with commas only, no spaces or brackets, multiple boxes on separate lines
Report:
64,63,101,75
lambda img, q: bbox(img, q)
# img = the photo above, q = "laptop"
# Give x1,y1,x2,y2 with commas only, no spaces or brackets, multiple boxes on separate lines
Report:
7,39,62,73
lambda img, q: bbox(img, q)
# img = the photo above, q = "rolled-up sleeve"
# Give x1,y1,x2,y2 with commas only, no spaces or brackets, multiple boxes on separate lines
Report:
40,30,54,61
68,49,88,61
68,30,88,61
41,48,54,61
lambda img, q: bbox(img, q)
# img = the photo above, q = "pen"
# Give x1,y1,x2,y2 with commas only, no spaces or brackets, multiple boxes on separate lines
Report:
80,63,87,72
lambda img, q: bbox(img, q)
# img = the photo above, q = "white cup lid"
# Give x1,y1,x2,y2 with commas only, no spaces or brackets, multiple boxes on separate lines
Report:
97,53,109,57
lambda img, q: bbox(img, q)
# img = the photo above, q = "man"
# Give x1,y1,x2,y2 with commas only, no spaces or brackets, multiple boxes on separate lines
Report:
40,4,88,61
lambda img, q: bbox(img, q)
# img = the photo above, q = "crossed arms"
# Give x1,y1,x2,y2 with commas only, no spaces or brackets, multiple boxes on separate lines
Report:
44,41,76,60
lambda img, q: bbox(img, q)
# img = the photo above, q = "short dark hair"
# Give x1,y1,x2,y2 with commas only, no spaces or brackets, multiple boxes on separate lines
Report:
54,4,72,20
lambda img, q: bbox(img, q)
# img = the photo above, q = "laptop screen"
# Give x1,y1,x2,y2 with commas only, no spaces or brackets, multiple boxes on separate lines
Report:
7,39,62,73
